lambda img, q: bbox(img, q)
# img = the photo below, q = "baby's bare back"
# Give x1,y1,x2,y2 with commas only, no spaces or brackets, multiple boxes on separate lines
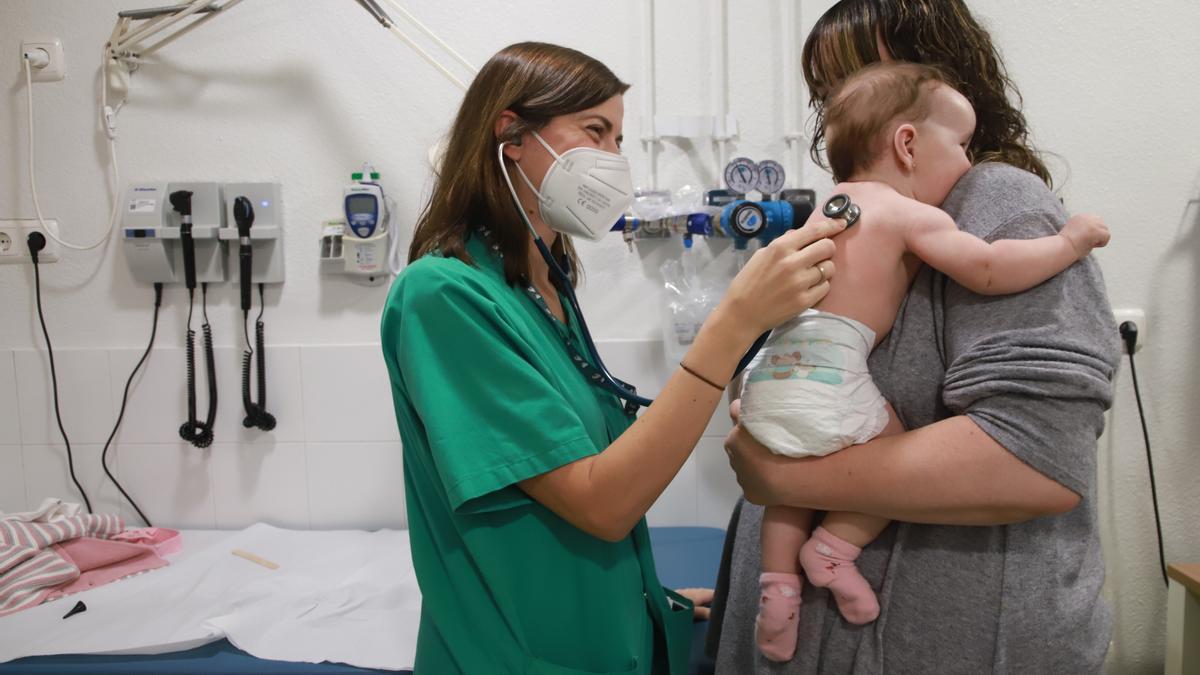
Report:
812,182,932,346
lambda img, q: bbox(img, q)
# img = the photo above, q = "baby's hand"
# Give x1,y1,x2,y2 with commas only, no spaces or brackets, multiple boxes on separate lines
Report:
1061,213,1111,257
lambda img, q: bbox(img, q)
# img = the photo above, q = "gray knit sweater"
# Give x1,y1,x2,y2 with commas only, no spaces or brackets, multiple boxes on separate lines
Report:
709,162,1120,674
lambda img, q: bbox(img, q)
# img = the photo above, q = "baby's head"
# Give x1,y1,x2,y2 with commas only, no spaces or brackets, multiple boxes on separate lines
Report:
824,62,976,206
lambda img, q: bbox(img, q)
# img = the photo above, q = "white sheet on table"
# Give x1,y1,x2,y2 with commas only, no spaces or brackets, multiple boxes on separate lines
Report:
0,524,420,671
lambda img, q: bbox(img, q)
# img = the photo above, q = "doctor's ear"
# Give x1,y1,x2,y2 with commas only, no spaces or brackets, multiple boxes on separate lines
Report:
892,123,917,172
495,111,524,160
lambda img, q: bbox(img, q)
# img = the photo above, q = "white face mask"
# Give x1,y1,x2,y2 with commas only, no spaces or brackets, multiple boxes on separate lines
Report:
499,130,633,242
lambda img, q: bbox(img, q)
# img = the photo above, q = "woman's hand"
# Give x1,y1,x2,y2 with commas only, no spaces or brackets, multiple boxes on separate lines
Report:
712,218,846,343
724,399,793,505
675,587,714,621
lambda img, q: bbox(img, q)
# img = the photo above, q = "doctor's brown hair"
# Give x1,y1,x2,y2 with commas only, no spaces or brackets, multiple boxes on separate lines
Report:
801,0,1052,187
823,62,952,184
408,42,630,286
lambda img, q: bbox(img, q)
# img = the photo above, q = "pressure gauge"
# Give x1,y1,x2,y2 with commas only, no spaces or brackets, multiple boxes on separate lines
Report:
756,160,786,195
723,157,760,194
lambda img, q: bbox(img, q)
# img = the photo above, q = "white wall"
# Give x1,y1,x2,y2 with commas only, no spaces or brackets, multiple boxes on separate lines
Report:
1,1,1197,672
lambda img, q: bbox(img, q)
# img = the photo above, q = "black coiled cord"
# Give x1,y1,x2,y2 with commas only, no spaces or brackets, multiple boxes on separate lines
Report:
179,284,217,447
242,283,275,431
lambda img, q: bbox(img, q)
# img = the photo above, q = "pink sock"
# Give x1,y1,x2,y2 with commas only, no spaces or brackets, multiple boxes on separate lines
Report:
755,572,803,662
798,527,879,625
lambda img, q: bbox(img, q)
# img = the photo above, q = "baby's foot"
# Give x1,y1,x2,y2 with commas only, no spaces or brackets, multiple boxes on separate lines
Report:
755,572,803,662
798,527,879,624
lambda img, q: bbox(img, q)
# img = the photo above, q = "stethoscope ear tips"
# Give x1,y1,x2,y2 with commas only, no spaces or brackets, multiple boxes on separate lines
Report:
823,193,861,227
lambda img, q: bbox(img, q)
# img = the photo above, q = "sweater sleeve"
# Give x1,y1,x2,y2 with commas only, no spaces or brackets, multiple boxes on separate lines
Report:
939,192,1120,495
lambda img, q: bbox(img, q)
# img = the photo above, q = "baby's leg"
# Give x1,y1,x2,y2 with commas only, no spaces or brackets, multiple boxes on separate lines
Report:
799,512,888,624
762,505,811,574
799,403,904,625
756,505,812,662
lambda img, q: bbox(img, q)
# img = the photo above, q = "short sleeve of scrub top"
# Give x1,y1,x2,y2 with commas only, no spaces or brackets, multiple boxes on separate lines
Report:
381,234,692,675
390,260,615,514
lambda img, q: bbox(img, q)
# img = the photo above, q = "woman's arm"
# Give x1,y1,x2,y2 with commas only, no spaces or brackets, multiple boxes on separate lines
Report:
725,408,1078,525
521,219,846,541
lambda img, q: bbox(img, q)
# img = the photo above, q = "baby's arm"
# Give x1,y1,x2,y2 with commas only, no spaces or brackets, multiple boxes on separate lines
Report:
903,205,1109,295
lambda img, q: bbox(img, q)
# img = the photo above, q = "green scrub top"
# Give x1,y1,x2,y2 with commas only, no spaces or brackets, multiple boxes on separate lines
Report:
380,232,693,675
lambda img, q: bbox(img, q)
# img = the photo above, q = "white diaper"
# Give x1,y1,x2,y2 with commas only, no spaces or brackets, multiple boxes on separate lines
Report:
740,309,889,458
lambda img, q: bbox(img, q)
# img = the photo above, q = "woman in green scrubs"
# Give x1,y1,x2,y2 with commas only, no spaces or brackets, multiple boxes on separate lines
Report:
381,42,845,674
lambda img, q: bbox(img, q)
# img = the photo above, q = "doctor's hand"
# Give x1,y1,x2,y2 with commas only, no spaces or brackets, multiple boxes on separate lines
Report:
717,218,845,343
725,398,797,506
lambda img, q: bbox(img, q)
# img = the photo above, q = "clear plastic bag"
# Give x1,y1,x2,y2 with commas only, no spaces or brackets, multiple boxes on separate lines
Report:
660,242,724,369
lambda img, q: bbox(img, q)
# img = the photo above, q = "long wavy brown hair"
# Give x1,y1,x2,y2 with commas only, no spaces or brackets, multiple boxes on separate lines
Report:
408,42,629,286
801,0,1052,186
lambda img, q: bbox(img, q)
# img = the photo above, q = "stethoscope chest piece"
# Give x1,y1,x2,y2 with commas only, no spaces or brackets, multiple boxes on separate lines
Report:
823,193,861,227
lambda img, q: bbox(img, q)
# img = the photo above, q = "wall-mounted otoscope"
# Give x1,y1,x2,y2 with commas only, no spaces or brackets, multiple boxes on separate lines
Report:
232,196,276,432
172,190,197,289
169,189,218,448
234,197,254,312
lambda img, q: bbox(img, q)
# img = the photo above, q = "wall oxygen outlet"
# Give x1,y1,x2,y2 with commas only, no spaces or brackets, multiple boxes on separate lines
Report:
1113,308,1148,354
0,219,61,264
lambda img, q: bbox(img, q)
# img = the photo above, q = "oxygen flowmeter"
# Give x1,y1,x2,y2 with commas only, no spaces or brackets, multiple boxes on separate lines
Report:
716,158,815,249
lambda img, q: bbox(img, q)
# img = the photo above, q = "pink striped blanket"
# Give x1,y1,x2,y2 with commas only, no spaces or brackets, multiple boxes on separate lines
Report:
0,513,167,617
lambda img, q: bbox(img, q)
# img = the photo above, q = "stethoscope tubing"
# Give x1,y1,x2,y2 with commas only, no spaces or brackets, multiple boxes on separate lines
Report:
539,192,860,411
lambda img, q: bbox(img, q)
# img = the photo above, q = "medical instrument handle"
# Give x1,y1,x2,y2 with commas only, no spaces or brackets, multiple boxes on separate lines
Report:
233,196,254,312
170,190,197,290
239,248,252,311
180,222,197,289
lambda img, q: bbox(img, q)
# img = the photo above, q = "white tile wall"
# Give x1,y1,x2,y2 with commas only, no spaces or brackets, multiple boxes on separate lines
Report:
0,352,21,445
22,444,125,517
15,349,115,445
300,345,399,443
113,442,217,528
211,441,309,529
0,445,27,513
305,441,405,530
105,347,192,445
6,341,742,530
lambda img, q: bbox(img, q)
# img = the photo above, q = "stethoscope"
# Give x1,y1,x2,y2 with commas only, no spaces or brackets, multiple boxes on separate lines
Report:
503,143,860,414
822,192,861,226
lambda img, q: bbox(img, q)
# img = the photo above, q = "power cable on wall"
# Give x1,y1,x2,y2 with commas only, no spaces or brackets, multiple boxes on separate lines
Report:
1119,321,1166,587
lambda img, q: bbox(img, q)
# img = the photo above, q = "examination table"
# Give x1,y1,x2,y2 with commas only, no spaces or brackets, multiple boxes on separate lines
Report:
1,526,724,674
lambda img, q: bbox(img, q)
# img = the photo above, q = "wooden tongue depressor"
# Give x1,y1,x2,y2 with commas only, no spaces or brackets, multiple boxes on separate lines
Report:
231,549,280,570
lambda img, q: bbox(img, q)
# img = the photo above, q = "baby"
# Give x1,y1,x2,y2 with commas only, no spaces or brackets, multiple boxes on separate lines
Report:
742,62,1110,662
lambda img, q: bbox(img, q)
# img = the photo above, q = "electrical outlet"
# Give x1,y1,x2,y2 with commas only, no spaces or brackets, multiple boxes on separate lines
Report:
20,39,66,82
1113,308,1147,354
0,219,61,264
